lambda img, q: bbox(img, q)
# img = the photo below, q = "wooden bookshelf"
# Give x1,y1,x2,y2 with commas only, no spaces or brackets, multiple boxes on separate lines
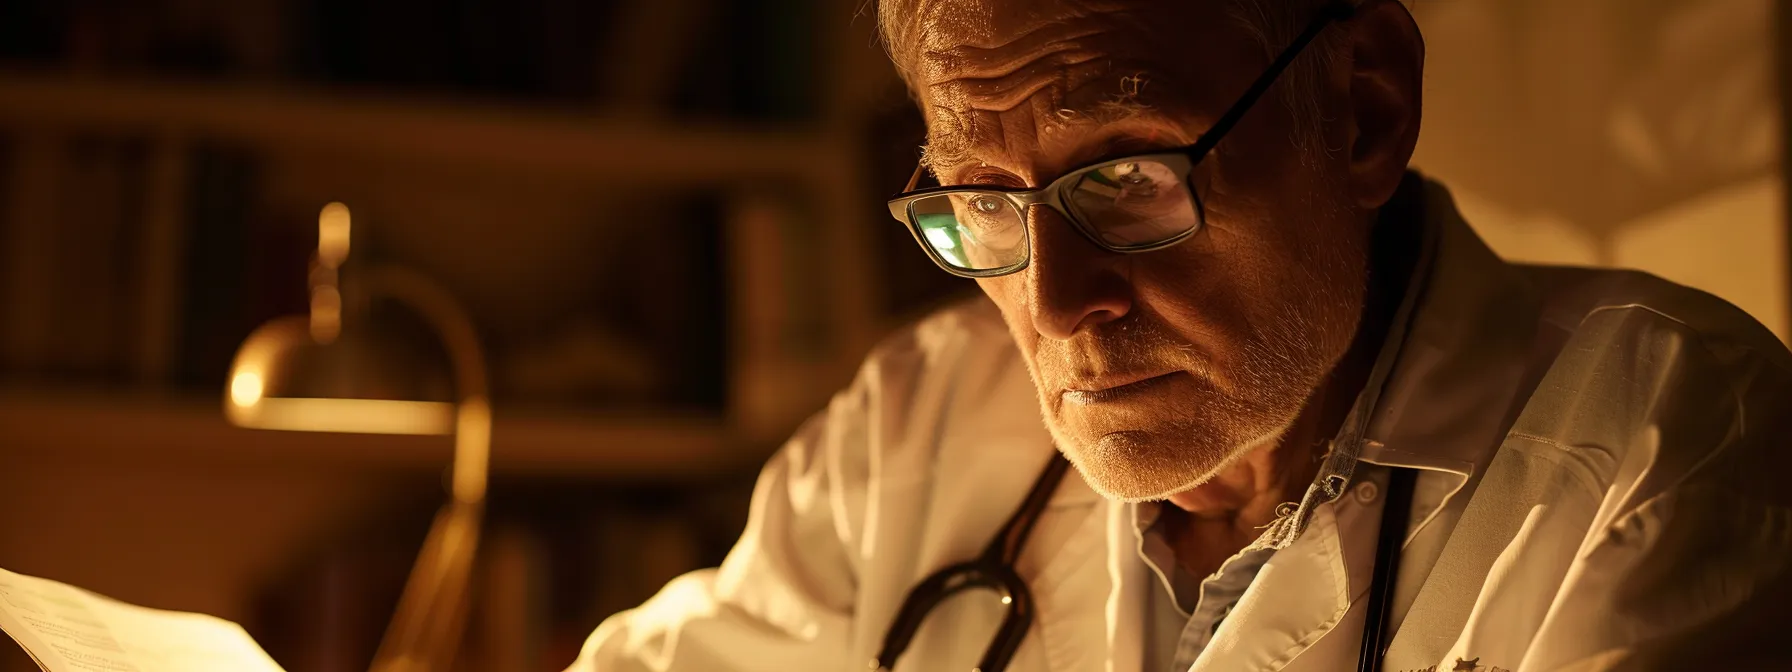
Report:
0,69,854,184
0,66,887,446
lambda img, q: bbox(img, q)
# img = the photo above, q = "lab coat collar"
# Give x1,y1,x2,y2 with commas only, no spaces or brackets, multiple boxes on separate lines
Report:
1352,174,1543,479
1260,172,1533,551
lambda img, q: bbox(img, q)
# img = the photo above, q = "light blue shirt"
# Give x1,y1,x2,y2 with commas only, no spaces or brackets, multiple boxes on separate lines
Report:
1137,459,1368,672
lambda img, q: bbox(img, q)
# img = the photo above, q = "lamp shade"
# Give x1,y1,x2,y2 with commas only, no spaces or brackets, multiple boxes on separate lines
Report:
225,315,456,436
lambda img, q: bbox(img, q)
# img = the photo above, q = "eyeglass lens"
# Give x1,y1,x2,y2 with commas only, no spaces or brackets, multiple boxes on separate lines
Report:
907,158,1203,274
910,192,1030,272
1064,160,1201,247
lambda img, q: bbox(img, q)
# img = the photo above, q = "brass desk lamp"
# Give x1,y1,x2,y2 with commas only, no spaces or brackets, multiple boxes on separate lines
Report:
224,202,489,672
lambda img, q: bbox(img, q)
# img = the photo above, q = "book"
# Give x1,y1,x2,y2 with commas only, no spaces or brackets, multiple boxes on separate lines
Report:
0,567,283,672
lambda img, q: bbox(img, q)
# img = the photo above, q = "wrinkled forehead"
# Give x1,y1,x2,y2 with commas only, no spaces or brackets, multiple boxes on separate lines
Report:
907,0,1169,95
903,0,1240,169
909,0,1135,56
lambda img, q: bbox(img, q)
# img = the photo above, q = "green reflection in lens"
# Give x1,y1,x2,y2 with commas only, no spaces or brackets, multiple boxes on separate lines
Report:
916,212,968,267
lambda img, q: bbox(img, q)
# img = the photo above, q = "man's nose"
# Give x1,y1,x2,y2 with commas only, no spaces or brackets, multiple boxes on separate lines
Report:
1023,206,1133,341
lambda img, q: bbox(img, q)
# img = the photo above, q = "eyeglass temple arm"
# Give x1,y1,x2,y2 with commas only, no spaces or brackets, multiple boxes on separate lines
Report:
904,163,925,192
1185,1,1357,162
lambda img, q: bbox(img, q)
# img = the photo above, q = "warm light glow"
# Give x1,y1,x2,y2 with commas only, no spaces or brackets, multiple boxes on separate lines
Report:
632,575,723,633
310,285,343,343
318,202,352,268
229,371,264,407
451,396,492,503
227,397,455,435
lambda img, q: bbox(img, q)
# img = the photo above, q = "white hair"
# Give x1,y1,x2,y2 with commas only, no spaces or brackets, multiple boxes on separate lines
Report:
1220,0,1355,158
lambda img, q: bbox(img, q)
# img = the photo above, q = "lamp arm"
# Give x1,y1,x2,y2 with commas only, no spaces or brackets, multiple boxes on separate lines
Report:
358,265,491,504
353,265,491,672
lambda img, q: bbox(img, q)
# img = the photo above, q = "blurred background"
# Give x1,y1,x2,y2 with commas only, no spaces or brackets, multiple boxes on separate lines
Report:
0,0,1785,670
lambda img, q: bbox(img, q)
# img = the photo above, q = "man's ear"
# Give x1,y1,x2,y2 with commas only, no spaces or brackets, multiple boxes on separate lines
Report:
1344,0,1424,208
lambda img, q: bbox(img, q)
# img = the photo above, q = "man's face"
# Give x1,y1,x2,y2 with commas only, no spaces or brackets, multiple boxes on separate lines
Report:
909,0,1373,500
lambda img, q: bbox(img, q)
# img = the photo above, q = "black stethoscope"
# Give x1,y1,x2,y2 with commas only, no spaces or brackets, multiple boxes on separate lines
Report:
872,453,1417,672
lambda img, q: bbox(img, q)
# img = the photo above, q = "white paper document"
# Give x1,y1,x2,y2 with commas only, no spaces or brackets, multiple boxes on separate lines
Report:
0,567,284,672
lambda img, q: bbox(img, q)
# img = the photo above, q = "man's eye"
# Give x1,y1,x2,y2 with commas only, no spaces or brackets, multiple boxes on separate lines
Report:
970,196,1005,214
1115,166,1159,196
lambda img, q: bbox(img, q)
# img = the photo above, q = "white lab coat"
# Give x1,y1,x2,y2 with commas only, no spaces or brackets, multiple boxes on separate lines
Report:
567,177,1792,672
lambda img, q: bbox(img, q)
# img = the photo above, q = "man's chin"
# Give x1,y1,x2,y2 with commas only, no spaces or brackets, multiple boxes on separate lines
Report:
1049,427,1220,502
1049,422,1291,503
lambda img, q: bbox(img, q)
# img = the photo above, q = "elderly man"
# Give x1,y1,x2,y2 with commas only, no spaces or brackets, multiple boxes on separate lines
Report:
570,0,1792,670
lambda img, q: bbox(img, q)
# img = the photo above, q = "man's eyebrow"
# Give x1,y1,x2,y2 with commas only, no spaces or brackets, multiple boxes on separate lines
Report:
917,103,981,181
1052,113,1193,176
921,127,1169,187
1039,90,1176,167
917,80,1161,182
1067,132,1165,168
918,136,975,178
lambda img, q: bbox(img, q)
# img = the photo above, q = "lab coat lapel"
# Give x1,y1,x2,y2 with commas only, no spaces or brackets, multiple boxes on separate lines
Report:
1018,466,1112,672
1369,178,1552,669
1191,503,1351,672
1104,497,1147,672
1381,440,1550,669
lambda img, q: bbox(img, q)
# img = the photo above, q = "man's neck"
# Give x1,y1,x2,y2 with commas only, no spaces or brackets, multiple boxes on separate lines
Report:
1156,373,1351,579
1161,175,1425,580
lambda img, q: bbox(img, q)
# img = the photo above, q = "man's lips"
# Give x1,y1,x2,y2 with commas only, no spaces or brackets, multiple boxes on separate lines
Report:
1061,371,1184,405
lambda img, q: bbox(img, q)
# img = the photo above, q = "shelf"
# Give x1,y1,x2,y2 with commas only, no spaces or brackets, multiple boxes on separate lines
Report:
0,69,851,184
0,390,762,478
0,68,876,481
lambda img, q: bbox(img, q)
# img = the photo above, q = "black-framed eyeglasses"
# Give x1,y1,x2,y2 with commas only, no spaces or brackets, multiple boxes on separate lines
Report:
886,1,1356,279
